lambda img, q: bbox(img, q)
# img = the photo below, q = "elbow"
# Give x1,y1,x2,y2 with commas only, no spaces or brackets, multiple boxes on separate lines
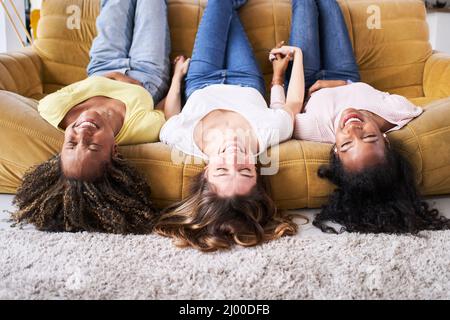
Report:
287,100,304,114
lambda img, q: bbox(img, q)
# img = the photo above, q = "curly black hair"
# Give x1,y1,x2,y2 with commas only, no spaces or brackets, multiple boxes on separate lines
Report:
314,147,450,234
12,154,160,234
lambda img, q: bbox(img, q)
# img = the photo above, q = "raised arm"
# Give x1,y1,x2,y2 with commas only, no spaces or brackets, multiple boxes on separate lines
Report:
156,56,190,120
269,45,305,119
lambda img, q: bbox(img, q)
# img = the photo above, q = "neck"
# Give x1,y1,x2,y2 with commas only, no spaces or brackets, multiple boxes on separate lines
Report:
364,111,395,132
60,98,125,134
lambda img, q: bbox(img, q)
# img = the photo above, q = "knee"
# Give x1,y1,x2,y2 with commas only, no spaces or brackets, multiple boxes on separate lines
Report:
316,0,341,10
292,0,318,11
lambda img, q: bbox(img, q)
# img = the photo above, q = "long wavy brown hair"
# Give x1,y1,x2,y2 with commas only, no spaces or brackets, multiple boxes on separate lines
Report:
154,170,298,252
12,154,159,234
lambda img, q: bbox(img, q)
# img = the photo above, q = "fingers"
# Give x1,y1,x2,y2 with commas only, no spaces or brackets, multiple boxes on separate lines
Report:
131,78,143,86
270,48,286,56
173,55,185,65
270,42,287,61
183,58,191,73
276,41,285,49
173,56,191,78
270,46,293,55
308,81,322,95
103,72,119,80
270,51,292,63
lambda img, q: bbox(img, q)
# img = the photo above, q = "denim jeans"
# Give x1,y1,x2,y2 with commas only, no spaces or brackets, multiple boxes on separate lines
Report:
87,0,171,104
185,0,265,99
287,0,361,89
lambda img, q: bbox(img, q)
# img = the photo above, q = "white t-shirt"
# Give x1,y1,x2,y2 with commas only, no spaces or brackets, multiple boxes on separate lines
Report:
294,82,423,143
160,84,293,160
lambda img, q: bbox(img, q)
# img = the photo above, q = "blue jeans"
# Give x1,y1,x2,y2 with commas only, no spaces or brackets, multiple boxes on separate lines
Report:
287,0,360,89
87,0,171,104
185,0,265,99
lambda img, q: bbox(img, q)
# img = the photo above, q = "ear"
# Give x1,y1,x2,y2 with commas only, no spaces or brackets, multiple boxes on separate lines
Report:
112,144,119,156
383,133,391,147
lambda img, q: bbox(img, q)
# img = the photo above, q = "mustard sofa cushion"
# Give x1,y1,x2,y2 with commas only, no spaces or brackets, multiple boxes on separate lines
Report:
0,0,449,209
1,90,449,209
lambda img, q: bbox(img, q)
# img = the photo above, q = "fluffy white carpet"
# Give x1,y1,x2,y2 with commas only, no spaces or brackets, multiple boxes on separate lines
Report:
1,196,449,300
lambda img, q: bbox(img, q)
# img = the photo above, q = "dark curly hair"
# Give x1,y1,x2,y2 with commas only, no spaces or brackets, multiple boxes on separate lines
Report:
314,147,450,234
12,154,159,234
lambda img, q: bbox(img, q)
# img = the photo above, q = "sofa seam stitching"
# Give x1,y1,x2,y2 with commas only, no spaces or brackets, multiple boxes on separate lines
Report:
0,119,62,147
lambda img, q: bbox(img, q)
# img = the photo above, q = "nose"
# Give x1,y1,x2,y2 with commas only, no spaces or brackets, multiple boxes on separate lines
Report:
226,151,251,164
75,128,94,144
344,123,364,135
226,152,239,165
76,126,95,136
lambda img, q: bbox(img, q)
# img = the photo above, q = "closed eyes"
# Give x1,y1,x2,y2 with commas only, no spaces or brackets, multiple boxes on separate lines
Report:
340,135,379,150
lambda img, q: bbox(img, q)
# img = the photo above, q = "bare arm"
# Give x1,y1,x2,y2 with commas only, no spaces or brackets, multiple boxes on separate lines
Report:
162,75,183,120
159,56,190,120
270,41,288,110
307,79,348,98
270,46,305,119
285,48,305,116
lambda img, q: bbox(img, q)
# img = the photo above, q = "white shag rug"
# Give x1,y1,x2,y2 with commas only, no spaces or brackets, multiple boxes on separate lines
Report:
1,196,449,300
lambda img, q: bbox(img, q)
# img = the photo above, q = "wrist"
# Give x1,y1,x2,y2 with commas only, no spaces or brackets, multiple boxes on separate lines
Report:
272,75,284,85
293,48,302,55
172,73,184,83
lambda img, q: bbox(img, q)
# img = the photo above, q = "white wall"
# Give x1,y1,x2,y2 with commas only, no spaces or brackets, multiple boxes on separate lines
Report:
427,11,450,54
0,0,26,53
30,0,42,10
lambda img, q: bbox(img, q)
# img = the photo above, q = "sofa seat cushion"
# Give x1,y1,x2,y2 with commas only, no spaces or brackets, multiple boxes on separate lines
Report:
1,90,449,209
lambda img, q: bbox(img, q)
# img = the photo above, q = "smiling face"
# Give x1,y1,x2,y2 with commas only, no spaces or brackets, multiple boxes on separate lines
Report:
335,108,387,172
61,110,117,181
206,137,258,197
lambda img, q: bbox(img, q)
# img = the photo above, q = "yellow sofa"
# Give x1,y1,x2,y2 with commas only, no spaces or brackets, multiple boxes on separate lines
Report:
0,0,449,209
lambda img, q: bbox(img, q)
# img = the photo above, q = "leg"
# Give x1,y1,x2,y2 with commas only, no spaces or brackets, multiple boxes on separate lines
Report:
232,0,248,9
316,0,360,82
87,0,136,76
185,0,235,98
287,0,321,89
127,0,171,104
225,11,266,96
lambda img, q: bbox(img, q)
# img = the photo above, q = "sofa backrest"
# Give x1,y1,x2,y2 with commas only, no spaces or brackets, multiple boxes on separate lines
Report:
34,0,432,98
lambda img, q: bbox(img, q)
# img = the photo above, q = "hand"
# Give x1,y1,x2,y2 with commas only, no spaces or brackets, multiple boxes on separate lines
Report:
173,55,191,81
103,72,143,87
269,44,302,61
270,41,292,81
307,80,347,97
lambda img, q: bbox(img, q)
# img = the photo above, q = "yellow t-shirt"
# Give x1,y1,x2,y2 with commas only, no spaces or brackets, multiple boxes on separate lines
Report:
38,76,165,145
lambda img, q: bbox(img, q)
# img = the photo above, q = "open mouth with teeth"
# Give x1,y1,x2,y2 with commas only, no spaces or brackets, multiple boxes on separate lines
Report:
75,120,99,130
341,113,364,128
221,142,245,154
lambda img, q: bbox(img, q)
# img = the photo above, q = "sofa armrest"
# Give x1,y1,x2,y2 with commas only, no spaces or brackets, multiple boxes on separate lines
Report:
423,52,450,99
0,47,44,99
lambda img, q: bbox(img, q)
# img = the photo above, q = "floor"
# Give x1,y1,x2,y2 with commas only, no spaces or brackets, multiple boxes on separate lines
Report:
1,194,450,234
2,193,450,300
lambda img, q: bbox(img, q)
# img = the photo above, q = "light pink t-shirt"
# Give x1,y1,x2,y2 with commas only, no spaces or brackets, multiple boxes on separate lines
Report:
283,82,423,143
